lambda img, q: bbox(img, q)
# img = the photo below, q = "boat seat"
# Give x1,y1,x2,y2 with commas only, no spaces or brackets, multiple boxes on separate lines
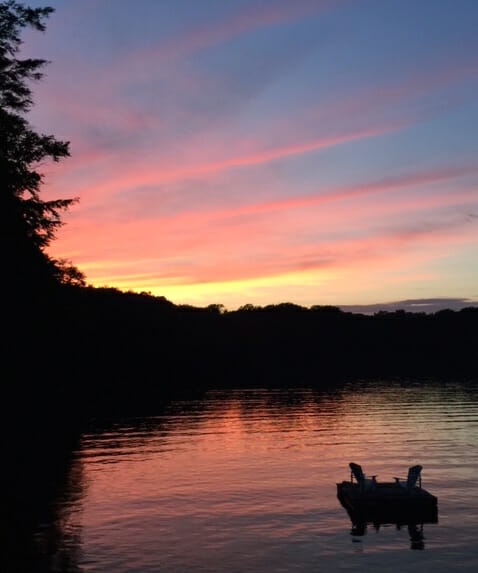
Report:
349,462,376,491
394,464,423,489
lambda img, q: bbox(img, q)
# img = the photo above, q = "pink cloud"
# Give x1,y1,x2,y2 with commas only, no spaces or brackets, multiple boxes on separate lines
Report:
33,40,477,211
127,1,338,67
133,163,476,226
49,166,477,287
37,51,478,210
65,216,476,288
303,58,478,132
45,122,403,204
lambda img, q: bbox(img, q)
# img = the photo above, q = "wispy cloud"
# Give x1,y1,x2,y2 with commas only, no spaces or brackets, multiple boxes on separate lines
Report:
50,163,478,290
126,0,339,65
46,121,401,203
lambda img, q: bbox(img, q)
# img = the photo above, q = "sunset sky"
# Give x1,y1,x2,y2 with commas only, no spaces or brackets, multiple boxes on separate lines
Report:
25,0,478,309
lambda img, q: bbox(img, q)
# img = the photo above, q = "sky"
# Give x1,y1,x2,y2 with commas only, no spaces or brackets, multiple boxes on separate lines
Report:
24,0,478,309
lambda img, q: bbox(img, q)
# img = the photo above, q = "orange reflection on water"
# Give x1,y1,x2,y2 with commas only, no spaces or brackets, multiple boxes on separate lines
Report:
52,383,478,571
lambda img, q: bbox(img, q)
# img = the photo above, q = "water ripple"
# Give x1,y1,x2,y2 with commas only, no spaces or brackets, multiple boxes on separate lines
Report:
40,380,478,572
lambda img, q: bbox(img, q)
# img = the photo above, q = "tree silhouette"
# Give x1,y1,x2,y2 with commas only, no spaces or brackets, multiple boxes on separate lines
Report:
0,1,84,292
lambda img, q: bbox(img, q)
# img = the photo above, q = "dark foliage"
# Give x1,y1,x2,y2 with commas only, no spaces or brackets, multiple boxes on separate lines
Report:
5,283,476,422
0,1,84,293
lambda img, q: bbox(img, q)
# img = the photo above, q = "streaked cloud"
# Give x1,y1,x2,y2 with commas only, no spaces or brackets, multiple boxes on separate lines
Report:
340,298,478,315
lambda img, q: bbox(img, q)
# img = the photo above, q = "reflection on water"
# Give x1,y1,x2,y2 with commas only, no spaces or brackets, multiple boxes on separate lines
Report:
13,380,478,572
4,432,84,573
351,522,426,551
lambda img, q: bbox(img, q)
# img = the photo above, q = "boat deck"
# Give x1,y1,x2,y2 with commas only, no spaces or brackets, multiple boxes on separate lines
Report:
337,481,438,523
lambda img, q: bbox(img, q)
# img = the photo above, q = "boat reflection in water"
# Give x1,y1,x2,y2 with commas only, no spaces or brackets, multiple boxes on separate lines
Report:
350,521,437,549
346,505,438,550
337,462,438,550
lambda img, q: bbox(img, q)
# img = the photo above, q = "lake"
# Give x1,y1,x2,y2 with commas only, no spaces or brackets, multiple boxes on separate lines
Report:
29,380,478,572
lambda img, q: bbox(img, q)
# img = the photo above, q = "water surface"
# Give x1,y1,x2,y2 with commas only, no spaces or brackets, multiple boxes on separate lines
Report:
34,380,478,571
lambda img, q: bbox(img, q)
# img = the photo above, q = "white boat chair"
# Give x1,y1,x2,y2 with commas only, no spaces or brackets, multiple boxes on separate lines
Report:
349,462,377,491
394,464,423,489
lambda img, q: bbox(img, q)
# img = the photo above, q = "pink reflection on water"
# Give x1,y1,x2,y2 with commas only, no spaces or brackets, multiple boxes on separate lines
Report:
53,384,478,571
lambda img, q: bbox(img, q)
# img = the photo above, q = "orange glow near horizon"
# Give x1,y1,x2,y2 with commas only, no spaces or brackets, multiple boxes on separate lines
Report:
48,159,478,308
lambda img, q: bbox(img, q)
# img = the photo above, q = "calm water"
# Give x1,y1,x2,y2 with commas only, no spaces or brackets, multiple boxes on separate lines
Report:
32,380,478,572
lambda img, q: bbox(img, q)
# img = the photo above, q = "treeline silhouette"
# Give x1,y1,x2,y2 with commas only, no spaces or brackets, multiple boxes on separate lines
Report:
6,283,478,421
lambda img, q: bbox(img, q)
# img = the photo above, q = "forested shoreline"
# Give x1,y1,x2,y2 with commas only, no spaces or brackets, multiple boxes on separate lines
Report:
6,284,478,421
